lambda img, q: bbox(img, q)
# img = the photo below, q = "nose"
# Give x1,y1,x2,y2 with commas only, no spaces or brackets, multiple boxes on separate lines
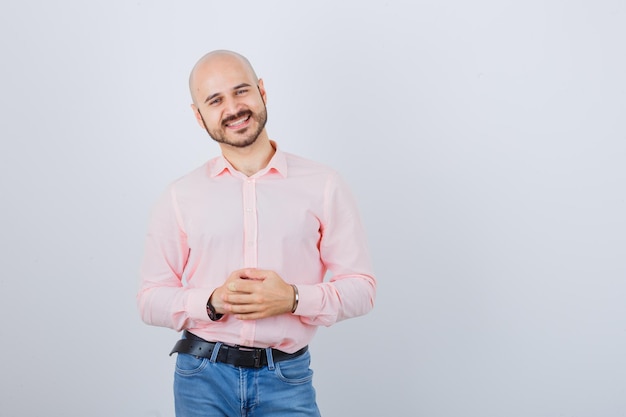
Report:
222,96,242,117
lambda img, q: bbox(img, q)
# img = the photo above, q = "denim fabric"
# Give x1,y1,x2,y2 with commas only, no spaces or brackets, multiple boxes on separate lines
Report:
173,348,320,417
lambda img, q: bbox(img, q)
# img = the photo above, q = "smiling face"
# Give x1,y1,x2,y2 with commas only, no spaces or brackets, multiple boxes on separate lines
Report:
190,52,268,148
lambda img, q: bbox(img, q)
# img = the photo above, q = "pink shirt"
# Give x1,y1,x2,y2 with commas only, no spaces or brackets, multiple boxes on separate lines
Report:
137,144,376,353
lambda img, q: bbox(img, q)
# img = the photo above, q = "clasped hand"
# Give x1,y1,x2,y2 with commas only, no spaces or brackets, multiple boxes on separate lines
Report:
210,268,295,320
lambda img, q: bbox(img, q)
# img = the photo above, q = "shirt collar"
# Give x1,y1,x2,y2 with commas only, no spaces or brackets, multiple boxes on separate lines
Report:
208,140,288,179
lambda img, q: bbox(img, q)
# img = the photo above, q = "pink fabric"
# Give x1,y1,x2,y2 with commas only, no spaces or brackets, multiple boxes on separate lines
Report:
138,144,376,353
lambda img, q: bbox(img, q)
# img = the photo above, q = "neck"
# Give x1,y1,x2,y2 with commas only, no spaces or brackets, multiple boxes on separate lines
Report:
220,134,275,177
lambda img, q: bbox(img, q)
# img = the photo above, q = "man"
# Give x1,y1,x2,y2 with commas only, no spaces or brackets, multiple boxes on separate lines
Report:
138,50,376,417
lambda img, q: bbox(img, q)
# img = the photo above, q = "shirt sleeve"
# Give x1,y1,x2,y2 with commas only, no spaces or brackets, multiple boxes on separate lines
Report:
136,185,213,331
296,172,377,326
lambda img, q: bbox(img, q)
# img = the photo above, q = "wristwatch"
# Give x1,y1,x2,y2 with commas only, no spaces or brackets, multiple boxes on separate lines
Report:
206,297,224,321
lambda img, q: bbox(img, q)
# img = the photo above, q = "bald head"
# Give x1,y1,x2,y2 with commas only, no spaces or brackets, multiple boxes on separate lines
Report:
189,50,259,106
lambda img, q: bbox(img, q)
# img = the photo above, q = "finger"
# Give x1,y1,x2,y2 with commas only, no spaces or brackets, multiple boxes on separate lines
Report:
222,293,254,305
240,268,268,280
227,268,247,279
227,302,262,315
230,305,269,320
225,279,248,293
227,279,262,294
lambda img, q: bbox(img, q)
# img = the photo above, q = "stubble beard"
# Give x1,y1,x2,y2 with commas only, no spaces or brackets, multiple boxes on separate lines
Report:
200,106,268,149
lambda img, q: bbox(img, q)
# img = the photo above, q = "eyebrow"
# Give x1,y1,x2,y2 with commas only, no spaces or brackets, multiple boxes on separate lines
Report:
204,83,253,104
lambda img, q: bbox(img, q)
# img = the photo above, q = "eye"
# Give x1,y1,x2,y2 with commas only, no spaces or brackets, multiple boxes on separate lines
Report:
235,88,248,95
208,97,222,106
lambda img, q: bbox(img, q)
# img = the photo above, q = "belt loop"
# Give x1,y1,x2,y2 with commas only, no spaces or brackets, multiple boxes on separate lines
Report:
265,348,275,370
209,342,222,363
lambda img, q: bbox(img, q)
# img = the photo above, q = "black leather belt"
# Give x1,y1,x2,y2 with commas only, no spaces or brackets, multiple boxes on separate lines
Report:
170,331,308,368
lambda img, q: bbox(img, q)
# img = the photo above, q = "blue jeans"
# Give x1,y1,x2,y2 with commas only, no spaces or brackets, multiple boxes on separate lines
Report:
173,343,321,417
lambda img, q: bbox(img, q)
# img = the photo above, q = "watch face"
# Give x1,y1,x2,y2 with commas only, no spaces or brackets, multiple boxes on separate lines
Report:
206,304,216,319
206,301,223,321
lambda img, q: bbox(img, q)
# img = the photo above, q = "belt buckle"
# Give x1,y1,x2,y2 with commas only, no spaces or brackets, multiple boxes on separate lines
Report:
236,346,263,368
252,349,262,368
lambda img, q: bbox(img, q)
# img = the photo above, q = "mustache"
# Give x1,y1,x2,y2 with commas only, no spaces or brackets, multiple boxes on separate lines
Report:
222,110,253,126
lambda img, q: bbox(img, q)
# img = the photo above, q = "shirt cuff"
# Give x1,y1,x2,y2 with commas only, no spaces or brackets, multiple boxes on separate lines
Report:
187,288,214,321
293,284,321,316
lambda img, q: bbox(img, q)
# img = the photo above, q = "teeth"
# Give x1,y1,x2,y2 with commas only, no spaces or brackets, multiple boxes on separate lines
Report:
227,116,249,127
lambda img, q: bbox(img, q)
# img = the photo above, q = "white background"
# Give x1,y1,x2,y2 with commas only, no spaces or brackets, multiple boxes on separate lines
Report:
1,1,625,416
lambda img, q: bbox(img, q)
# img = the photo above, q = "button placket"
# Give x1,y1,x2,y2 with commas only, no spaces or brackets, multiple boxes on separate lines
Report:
242,179,258,268
241,178,258,347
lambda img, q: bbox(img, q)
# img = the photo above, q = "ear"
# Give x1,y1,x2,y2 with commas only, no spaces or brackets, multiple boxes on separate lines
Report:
257,78,267,105
191,104,205,129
